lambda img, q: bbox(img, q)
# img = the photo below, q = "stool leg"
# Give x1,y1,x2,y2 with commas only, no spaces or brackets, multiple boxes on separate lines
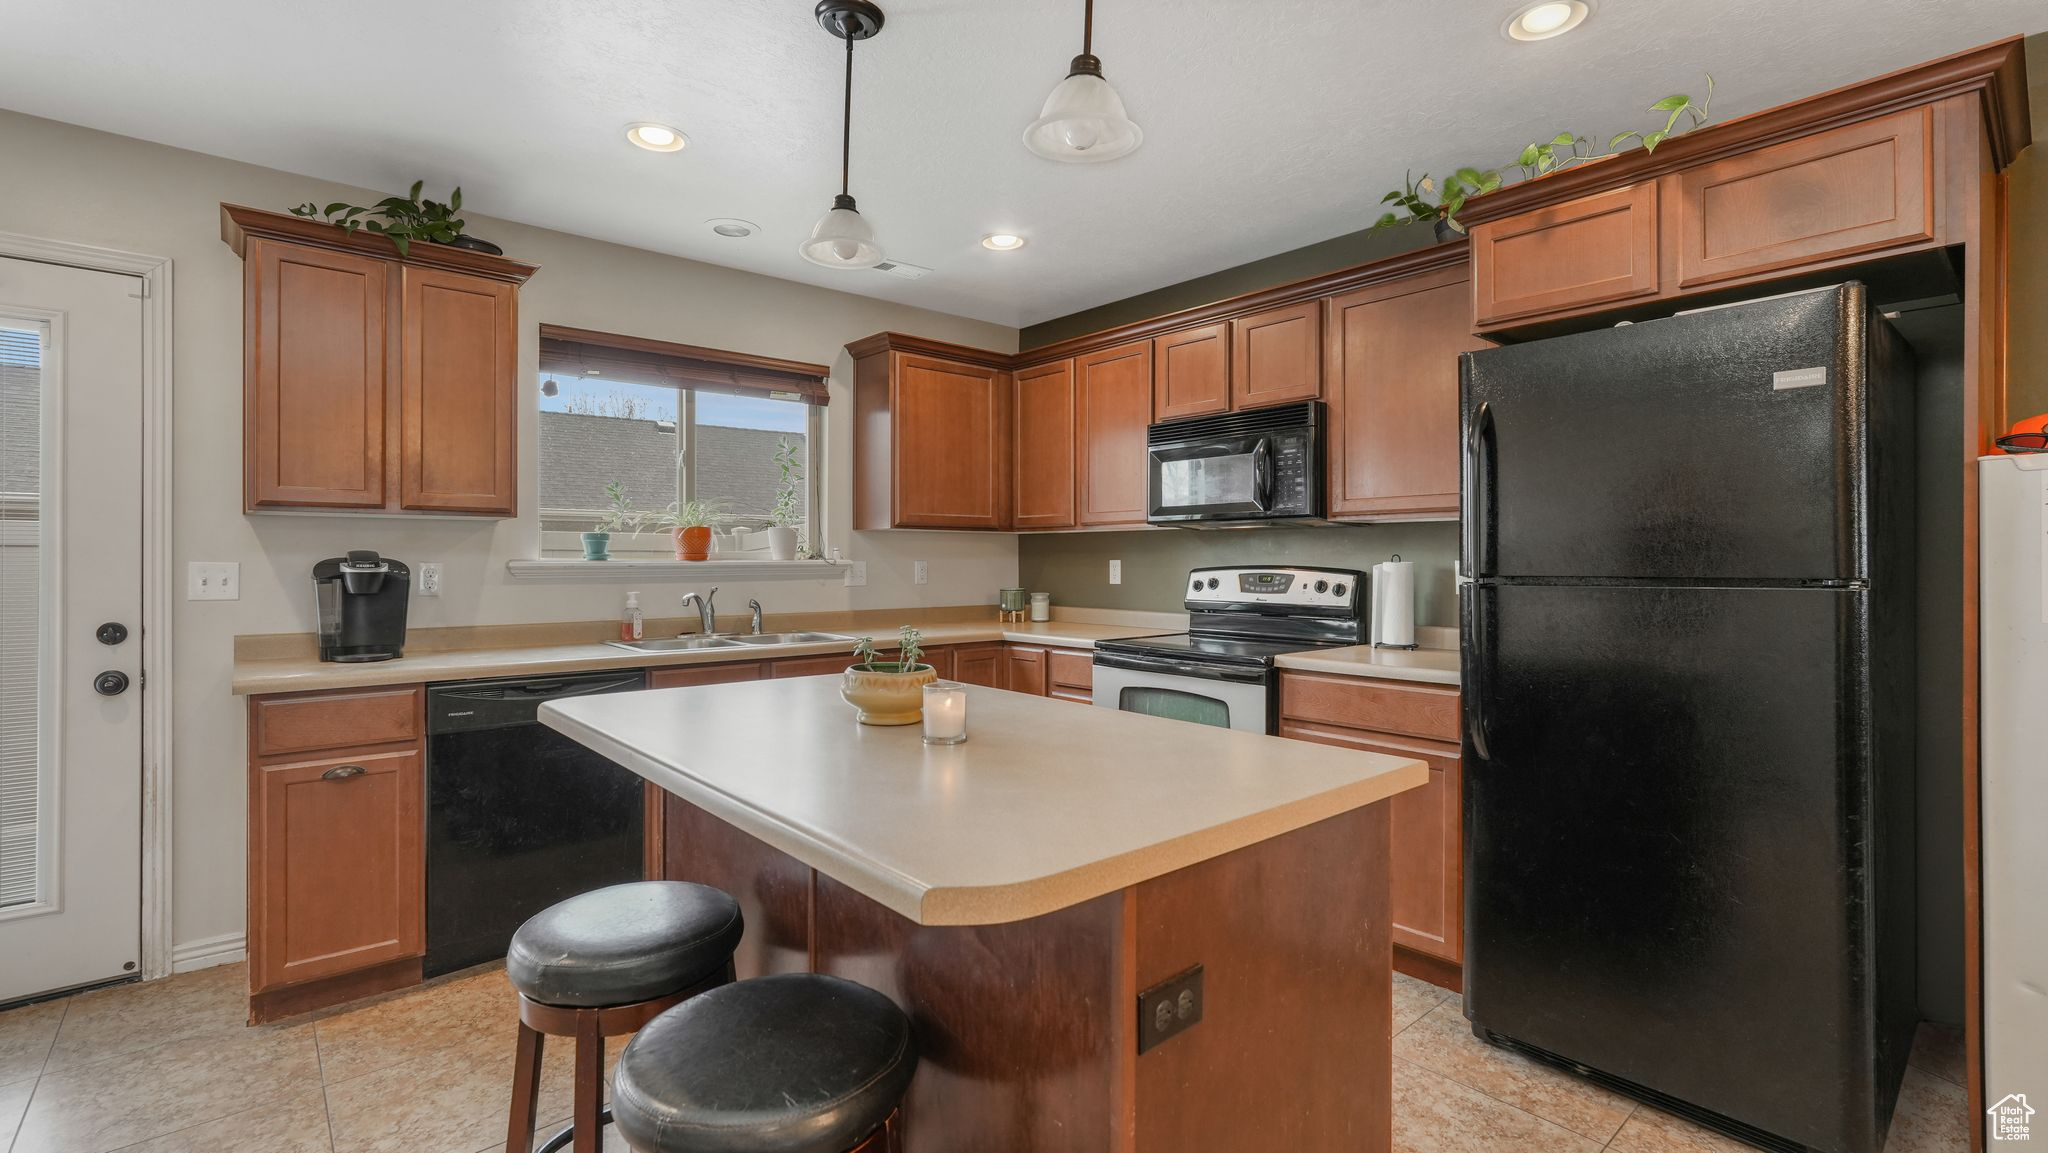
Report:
506,1020,545,1153
573,1009,604,1153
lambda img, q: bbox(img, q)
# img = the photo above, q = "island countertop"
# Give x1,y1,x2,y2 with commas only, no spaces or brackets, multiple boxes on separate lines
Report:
540,676,1427,927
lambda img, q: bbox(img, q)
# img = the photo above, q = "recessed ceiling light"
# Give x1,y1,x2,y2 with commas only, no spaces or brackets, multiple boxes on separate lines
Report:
625,122,687,152
1505,0,1589,41
707,218,758,238
981,233,1026,251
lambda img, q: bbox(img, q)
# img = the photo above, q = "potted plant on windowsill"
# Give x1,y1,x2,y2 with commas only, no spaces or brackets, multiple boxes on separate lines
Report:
840,627,938,725
767,437,804,562
661,499,722,562
585,481,643,561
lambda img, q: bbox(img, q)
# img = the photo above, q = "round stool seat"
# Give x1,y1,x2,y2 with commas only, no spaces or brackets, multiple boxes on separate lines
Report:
506,881,743,1009
613,974,918,1153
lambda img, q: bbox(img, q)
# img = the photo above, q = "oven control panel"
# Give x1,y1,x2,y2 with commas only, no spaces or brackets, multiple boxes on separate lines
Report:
1183,567,1364,613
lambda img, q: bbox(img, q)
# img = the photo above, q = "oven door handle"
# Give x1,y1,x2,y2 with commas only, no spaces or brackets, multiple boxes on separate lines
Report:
1092,650,1268,684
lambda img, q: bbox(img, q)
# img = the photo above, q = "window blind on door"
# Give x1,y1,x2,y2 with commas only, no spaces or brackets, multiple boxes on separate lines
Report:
0,323,42,907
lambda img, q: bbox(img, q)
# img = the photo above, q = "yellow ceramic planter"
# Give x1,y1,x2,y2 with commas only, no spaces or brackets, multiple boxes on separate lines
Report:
840,665,938,725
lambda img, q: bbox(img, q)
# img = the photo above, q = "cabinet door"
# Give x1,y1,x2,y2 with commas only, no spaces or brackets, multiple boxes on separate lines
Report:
244,238,389,510
1471,183,1661,327
1013,360,1077,529
894,354,1010,529
399,267,517,514
952,644,1006,689
251,748,423,991
1075,341,1153,526
1675,107,1934,289
1046,649,1094,703
650,662,766,688
1005,646,1047,695
1153,323,1231,420
771,653,860,678
1230,302,1321,408
1326,268,1489,519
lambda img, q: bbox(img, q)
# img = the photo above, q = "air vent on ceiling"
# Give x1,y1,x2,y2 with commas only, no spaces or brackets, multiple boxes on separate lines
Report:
873,259,931,280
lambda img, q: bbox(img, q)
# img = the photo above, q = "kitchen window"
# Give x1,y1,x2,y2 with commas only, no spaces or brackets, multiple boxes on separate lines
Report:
536,326,827,558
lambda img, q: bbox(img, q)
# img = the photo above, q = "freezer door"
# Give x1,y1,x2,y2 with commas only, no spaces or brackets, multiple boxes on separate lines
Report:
1461,581,1898,1152
1461,285,1868,581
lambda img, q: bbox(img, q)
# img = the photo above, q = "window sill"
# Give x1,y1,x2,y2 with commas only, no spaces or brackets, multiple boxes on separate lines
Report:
506,558,853,583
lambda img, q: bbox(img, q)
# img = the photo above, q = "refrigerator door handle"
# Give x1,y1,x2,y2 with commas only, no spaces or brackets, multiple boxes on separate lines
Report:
1465,583,1493,762
1464,401,1495,578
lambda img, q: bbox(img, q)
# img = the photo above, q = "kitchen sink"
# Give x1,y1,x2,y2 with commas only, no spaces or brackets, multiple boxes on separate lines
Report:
727,631,857,646
604,636,748,653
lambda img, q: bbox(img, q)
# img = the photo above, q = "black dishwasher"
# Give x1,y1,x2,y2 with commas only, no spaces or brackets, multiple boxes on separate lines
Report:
425,670,647,977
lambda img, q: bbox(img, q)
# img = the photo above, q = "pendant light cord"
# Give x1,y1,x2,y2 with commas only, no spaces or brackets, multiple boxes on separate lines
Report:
1083,0,1093,55
840,29,854,197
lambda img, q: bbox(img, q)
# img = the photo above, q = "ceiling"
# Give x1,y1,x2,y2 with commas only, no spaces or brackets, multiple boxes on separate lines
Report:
2,1,2041,329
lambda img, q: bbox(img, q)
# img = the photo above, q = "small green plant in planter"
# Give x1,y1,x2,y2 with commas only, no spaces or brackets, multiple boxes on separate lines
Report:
290,180,503,257
659,498,723,561
840,626,938,726
585,481,644,561
766,438,804,561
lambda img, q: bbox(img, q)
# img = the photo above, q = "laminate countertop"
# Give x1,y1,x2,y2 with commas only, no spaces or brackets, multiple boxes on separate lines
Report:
542,676,1427,926
1272,644,1462,685
230,620,1171,696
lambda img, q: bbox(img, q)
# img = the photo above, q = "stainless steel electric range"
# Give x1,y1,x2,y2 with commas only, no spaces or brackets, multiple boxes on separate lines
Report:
1091,566,1368,733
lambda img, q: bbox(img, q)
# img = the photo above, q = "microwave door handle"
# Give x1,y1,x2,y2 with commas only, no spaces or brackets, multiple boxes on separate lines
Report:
1252,439,1273,510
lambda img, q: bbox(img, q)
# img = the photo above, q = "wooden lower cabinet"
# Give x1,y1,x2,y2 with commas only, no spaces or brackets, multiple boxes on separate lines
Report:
1278,672,1463,987
1047,649,1095,703
951,643,1006,689
1005,645,1048,696
650,662,766,688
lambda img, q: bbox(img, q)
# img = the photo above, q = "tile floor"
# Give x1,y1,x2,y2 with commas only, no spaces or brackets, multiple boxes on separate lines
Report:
0,964,1968,1153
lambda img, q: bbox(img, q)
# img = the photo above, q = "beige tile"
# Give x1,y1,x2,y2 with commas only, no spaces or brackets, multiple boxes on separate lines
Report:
1883,1065,1968,1153
101,1087,333,1153
44,965,247,1074
1391,1058,1604,1153
480,1115,632,1153
315,969,517,1084
1607,1106,1760,1153
1909,1021,1965,1087
1,1076,37,1148
0,997,66,1083
1393,972,1452,1036
13,1021,319,1153
1395,1003,1634,1143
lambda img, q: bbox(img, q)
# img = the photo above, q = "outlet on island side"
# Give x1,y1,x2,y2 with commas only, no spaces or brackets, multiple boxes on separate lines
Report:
1136,964,1204,1054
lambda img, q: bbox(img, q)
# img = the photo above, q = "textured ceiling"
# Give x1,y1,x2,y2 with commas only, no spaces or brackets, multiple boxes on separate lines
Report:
2,1,2041,328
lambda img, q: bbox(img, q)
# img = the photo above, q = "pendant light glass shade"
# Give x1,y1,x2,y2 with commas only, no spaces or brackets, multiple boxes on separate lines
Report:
1024,69,1142,162
800,195,884,268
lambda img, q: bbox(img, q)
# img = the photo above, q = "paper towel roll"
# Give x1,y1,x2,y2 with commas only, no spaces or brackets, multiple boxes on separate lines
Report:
1371,557,1417,650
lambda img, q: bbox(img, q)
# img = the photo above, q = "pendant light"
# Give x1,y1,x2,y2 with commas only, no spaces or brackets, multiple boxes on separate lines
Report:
801,0,887,269
1024,0,1142,163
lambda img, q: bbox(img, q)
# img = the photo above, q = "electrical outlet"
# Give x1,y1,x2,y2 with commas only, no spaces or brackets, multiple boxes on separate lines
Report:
186,562,239,601
1137,965,1204,1054
1109,559,1122,585
844,561,868,588
418,562,443,597
913,560,928,585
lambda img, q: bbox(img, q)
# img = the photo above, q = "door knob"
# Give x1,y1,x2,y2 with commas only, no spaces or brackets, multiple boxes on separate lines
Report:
96,622,129,645
94,670,130,697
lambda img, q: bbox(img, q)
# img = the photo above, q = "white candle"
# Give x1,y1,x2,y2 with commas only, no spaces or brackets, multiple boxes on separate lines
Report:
923,682,968,745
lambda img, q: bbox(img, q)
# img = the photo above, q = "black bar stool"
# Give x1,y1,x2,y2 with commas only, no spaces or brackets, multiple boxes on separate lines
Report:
504,881,745,1153
611,973,919,1153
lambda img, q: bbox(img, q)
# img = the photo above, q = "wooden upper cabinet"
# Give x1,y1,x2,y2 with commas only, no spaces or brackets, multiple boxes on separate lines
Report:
400,267,517,514
1326,266,1488,520
1230,302,1322,408
243,238,390,509
1674,107,1935,289
851,337,1012,530
1470,182,1661,327
1153,322,1231,420
225,205,535,516
1075,340,1154,526
1013,359,1076,529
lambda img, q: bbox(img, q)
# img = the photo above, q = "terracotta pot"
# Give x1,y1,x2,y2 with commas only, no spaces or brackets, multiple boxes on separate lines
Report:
675,525,712,561
840,664,938,725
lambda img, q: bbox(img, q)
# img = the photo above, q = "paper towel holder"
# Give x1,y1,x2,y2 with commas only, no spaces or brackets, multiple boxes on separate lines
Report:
1370,554,1419,651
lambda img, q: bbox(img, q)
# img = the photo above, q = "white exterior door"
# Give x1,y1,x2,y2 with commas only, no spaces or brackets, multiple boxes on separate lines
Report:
0,256,145,1002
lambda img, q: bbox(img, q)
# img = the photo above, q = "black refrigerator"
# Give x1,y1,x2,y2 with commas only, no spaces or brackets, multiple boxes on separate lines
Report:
1458,283,1918,1153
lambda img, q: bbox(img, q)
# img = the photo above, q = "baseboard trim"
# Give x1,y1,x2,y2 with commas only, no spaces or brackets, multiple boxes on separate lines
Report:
171,932,246,974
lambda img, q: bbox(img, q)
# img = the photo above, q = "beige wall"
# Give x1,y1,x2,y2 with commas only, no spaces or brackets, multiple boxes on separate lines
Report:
0,109,1020,953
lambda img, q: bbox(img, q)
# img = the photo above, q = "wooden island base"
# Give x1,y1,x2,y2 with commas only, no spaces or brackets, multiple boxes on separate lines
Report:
659,795,1394,1153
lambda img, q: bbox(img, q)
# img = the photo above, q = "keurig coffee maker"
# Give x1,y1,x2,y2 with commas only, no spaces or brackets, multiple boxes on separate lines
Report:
313,551,410,661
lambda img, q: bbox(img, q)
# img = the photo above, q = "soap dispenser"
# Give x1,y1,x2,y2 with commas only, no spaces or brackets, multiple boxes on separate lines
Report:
620,591,645,642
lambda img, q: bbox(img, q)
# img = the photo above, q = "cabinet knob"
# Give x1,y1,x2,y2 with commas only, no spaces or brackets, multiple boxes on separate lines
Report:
321,764,367,781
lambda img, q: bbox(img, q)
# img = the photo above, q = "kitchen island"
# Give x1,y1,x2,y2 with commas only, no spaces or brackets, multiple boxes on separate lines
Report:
541,676,1427,1153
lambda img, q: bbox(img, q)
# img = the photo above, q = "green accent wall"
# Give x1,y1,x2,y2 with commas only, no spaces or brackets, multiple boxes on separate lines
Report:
1017,522,1462,625
2006,33,2048,422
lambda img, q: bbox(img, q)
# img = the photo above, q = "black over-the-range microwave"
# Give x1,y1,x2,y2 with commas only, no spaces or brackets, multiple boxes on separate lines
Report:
1145,400,1326,526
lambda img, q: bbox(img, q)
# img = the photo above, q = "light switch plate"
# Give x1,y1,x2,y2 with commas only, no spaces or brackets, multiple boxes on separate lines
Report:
1109,560,1122,585
913,560,928,585
187,562,239,601
844,561,868,587
418,562,443,597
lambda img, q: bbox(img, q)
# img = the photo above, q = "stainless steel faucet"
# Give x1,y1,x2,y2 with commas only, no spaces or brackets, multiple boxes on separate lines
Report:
680,587,717,636
748,599,764,635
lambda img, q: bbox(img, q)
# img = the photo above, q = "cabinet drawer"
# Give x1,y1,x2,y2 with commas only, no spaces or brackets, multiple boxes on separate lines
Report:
772,653,861,678
650,662,765,688
251,686,422,758
1047,649,1094,702
1471,183,1661,326
1675,107,1934,288
1278,672,1459,744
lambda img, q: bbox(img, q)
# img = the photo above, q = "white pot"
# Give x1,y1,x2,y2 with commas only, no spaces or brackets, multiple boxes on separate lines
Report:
767,525,798,561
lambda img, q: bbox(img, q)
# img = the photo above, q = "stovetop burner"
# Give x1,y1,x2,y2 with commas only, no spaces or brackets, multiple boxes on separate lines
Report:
1094,565,1370,670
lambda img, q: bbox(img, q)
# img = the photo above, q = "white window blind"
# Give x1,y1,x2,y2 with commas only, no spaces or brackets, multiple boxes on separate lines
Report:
0,323,42,907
